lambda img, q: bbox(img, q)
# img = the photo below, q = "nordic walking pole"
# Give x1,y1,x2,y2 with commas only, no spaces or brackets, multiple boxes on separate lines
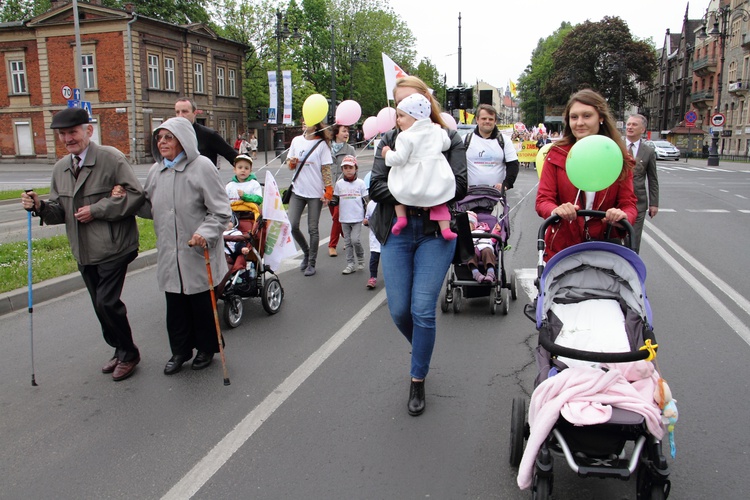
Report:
24,190,38,387
203,247,230,386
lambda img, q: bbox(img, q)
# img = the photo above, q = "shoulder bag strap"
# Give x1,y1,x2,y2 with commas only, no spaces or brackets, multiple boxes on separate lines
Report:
290,139,324,183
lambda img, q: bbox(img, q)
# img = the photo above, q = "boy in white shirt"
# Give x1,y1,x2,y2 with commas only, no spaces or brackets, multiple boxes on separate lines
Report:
225,154,263,219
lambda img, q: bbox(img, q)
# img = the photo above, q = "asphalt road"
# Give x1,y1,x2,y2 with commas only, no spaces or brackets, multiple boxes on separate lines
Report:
1,160,750,498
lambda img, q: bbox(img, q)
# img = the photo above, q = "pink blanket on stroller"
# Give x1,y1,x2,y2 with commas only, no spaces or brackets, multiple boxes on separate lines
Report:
517,362,664,490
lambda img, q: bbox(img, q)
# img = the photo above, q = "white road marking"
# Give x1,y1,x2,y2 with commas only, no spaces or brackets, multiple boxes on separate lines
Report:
644,229,750,347
736,194,748,199
685,209,730,213
658,208,677,212
161,287,388,500
740,210,750,214
720,189,729,193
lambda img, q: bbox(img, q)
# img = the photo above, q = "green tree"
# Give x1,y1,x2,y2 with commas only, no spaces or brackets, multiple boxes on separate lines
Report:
517,22,572,125
0,0,50,21
543,16,657,118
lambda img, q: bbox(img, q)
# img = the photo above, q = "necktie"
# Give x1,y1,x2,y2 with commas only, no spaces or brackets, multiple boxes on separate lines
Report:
628,142,635,157
73,155,82,177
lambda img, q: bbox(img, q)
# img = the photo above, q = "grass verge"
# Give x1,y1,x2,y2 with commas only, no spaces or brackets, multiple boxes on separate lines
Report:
0,188,50,201
0,218,156,294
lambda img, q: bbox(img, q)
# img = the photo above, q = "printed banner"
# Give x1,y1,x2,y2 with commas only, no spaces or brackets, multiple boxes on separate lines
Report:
282,70,293,125
515,140,540,163
262,171,297,271
267,71,278,124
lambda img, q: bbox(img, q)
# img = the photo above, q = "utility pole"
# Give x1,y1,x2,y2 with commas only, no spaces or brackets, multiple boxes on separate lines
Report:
457,13,462,86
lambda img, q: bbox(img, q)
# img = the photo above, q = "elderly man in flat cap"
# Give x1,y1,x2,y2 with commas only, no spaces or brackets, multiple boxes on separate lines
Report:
21,108,145,381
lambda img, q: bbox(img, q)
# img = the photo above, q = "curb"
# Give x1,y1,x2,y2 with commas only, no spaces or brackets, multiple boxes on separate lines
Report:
0,248,158,317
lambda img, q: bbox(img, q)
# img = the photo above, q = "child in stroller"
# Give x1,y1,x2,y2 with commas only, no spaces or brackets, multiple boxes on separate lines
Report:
440,186,517,315
510,211,673,500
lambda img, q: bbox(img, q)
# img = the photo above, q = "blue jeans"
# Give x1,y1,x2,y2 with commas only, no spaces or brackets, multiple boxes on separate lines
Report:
381,214,456,379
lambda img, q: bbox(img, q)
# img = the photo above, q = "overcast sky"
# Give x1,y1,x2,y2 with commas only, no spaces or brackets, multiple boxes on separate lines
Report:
389,0,708,91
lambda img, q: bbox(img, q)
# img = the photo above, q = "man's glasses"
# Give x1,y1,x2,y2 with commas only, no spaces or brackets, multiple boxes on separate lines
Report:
156,133,175,142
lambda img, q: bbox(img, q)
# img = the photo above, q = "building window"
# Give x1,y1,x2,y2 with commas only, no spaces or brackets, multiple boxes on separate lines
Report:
148,54,160,89
165,57,175,91
219,119,227,140
9,60,27,94
217,66,225,96
230,119,237,140
229,69,236,97
194,62,204,94
81,54,96,89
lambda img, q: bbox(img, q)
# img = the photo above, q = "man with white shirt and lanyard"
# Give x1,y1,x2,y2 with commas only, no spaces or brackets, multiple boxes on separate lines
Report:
21,107,145,381
464,104,519,190
625,113,659,253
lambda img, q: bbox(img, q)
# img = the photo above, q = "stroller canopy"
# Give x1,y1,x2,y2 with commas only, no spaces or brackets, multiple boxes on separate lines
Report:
536,241,651,329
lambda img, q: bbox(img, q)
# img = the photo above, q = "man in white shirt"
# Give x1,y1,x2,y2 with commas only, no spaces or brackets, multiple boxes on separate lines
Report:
465,104,519,190
625,114,659,253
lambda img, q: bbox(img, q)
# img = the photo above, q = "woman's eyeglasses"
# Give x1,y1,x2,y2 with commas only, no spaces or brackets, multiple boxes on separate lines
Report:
156,133,175,142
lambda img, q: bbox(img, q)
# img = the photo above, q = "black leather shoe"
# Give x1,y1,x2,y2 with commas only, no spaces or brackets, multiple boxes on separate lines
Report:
164,354,192,375
191,351,214,370
407,379,425,416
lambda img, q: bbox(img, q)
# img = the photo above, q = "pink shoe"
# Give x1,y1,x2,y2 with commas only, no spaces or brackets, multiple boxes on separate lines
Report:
441,227,458,240
367,277,377,289
484,269,496,283
472,270,485,283
391,217,407,236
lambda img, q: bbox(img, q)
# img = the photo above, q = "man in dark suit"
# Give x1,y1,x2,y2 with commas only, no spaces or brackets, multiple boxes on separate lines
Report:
625,114,659,253
174,97,237,168
21,108,145,381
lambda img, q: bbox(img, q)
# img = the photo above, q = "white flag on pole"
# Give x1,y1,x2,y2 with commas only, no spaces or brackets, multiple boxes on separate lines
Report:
267,71,278,124
382,53,409,101
261,171,297,271
282,70,293,125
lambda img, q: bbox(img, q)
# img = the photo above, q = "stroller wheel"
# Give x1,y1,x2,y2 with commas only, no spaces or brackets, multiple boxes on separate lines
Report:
501,288,510,315
531,474,551,500
261,276,284,315
509,397,526,467
489,287,497,315
222,295,243,328
510,272,518,301
440,289,450,313
452,288,463,313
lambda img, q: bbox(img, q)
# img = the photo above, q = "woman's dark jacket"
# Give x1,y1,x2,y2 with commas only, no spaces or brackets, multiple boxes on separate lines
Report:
369,127,467,245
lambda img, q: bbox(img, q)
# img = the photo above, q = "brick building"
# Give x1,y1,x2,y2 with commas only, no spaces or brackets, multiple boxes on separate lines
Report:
0,0,246,164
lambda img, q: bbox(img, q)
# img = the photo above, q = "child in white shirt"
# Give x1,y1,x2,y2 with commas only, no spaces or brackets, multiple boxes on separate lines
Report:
333,155,368,274
225,154,263,219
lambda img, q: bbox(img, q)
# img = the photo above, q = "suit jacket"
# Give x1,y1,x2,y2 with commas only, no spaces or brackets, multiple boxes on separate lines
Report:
632,140,659,213
193,122,237,166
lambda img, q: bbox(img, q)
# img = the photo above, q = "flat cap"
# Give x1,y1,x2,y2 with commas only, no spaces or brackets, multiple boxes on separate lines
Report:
51,108,90,129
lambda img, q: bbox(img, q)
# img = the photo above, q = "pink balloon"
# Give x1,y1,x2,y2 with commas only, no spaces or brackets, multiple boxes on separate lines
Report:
440,112,457,130
376,107,397,133
335,100,362,126
363,116,379,140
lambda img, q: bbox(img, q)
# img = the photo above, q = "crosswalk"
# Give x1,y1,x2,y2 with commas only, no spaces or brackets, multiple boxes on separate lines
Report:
657,164,737,172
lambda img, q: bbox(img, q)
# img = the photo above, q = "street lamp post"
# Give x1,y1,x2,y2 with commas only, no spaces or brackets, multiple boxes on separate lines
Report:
698,5,750,166
330,22,336,124
274,10,301,158
348,48,367,99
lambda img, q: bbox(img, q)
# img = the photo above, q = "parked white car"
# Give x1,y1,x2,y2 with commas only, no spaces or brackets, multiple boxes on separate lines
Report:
645,140,680,161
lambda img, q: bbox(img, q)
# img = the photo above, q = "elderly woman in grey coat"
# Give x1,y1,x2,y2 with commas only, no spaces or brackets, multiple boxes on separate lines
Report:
138,117,231,375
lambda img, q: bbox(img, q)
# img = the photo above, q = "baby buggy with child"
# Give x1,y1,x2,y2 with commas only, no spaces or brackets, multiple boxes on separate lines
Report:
440,185,517,315
219,154,284,327
510,211,674,499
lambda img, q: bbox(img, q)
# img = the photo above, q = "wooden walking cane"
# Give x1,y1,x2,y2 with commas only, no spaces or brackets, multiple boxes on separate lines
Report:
203,247,231,386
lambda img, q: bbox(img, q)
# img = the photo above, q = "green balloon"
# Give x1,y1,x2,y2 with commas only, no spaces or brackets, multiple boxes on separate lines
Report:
566,135,623,191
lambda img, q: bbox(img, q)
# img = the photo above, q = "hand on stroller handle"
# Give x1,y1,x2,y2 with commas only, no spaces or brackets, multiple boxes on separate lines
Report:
538,210,635,251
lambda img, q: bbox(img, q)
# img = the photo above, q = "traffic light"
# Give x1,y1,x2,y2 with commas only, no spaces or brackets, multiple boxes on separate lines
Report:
256,108,262,120
446,88,459,110
458,87,473,110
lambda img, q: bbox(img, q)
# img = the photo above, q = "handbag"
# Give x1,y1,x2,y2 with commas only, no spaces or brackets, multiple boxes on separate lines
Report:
282,139,324,204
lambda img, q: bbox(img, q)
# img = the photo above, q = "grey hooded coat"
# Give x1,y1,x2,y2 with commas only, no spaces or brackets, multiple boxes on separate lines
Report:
138,117,231,294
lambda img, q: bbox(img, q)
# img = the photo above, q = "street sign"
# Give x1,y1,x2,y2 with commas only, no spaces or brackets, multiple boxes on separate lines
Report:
61,85,72,100
67,99,80,108
80,101,92,119
711,113,726,127
73,88,81,100
686,121,696,128
710,126,723,132
685,110,697,124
